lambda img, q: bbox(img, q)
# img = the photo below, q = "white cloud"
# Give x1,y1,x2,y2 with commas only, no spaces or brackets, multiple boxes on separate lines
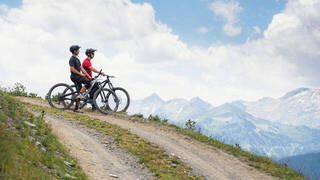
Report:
262,0,320,84
0,4,8,13
196,26,209,34
0,0,320,106
253,26,261,34
223,23,241,36
209,0,242,36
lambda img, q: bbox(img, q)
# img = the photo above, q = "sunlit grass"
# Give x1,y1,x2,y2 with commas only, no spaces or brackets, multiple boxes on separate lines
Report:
0,91,87,179
26,103,201,180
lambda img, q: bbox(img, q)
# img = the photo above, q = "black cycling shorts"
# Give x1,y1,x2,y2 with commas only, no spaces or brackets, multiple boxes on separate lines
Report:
70,75,91,92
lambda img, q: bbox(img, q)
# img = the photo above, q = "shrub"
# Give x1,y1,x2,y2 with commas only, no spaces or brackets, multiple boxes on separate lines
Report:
131,113,144,118
1,82,39,98
185,119,196,131
9,82,28,97
147,114,161,122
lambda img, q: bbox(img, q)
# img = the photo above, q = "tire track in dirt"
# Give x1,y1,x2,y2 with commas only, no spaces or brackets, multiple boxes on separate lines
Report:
87,112,276,180
21,97,276,180
30,110,153,180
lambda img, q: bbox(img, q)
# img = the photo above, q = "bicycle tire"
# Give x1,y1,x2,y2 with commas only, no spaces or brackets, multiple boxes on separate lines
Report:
70,84,88,109
106,87,130,112
47,83,75,110
93,88,119,114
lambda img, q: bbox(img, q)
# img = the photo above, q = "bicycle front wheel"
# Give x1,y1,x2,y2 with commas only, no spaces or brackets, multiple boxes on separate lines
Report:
47,83,75,110
106,87,130,112
93,88,119,114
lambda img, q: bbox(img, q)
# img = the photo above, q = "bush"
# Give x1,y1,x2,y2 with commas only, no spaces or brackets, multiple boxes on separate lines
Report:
162,119,168,123
185,119,196,131
147,114,161,122
1,82,39,98
131,113,144,118
28,93,39,98
9,82,28,97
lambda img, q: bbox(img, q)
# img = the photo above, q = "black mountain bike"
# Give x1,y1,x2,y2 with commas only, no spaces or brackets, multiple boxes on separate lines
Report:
70,74,130,112
47,70,127,114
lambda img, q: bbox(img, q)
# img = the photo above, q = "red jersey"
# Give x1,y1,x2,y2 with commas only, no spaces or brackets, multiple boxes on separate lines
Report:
82,58,92,80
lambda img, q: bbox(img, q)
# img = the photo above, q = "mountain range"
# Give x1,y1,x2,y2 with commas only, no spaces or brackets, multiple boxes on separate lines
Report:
278,152,320,180
127,88,320,160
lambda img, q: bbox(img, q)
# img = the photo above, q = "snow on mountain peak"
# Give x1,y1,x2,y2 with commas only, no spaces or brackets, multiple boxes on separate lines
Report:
190,97,213,108
190,96,202,102
129,88,320,159
281,87,310,99
145,93,164,103
244,87,320,129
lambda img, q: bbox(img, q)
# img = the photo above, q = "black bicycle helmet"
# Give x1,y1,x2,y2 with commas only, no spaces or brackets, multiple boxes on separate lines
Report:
85,48,97,56
69,45,81,53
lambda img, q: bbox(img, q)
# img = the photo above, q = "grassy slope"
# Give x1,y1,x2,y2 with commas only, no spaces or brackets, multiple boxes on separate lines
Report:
0,92,87,179
26,102,201,180
137,114,306,180
21,96,305,180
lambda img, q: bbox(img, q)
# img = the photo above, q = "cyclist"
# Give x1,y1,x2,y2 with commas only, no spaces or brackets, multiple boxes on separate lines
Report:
82,48,105,111
69,45,91,112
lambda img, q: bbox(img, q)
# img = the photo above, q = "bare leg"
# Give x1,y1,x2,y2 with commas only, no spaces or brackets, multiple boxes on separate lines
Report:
80,86,87,93
74,86,87,112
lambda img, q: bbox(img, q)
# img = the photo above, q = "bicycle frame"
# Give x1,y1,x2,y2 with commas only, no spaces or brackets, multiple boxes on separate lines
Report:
58,73,118,107
57,80,97,103
95,76,118,104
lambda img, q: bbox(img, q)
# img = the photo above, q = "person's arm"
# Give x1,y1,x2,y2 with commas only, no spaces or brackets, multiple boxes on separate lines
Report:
70,66,85,77
89,66,105,76
81,66,92,79
69,58,85,77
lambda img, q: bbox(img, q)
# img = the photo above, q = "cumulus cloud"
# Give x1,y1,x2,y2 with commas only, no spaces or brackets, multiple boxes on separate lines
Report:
196,26,209,34
209,0,242,36
262,0,320,85
253,26,261,34
0,4,8,13
0,0,320,106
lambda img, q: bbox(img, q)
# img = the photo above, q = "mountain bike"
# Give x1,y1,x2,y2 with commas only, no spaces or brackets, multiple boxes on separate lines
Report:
72,75,130,112
47,70,120,114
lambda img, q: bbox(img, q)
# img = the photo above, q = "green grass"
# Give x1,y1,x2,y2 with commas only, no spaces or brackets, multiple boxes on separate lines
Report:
0,92,87,179
25,103,201,180
133,114,306,180
20,96,305,180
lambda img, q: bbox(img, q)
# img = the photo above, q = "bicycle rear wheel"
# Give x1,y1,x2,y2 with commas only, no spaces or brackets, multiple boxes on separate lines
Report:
47,83,75,110
70,84,88,109
93,88,119,114
106,87,130,112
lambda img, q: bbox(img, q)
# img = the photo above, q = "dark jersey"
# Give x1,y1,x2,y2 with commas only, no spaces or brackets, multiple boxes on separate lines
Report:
69,56,81,78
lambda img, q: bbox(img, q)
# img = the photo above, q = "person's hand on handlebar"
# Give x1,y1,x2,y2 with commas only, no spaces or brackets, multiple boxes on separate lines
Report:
84,73,92,79
101,72,106,76
80,73,86,77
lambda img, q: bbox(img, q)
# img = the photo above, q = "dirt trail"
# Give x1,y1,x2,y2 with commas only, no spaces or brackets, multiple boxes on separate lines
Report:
20,97,276,180
30,108,153,180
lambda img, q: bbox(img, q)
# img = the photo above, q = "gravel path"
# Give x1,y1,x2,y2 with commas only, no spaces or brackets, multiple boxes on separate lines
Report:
21,97,276,180
31,110,154,180
87,112,276,180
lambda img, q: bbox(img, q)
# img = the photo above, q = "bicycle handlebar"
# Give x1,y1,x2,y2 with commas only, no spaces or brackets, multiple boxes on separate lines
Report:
93,69,116,80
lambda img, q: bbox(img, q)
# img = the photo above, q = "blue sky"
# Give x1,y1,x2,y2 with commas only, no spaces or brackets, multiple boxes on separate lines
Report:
3,0,287,47
1,0,319,105
131,0,287,47
1,0,21,7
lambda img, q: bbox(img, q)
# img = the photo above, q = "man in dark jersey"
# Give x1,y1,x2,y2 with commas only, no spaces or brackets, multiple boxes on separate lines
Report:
82,48,105,111
69,45,91,112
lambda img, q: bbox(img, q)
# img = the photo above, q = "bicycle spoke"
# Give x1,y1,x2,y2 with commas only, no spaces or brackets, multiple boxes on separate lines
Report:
93,88,118,114
48,83,75,110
